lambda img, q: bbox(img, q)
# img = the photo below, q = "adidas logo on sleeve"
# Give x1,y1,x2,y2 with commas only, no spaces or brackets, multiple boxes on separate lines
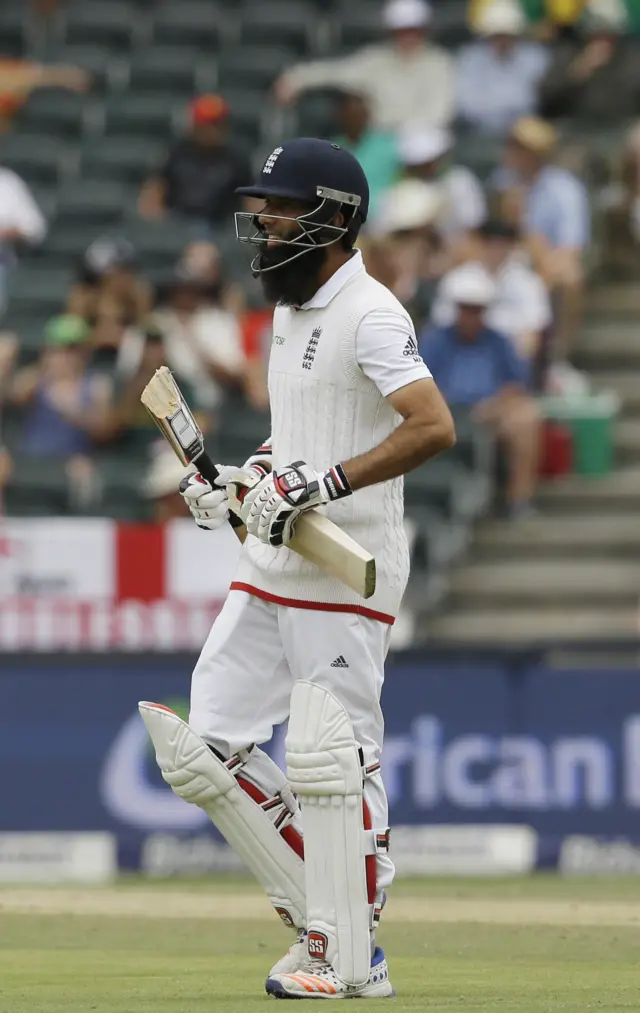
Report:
330,655,349,668
402,335,423,363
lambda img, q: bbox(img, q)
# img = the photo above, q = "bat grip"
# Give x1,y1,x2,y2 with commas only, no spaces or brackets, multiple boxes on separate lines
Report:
194,451,245,530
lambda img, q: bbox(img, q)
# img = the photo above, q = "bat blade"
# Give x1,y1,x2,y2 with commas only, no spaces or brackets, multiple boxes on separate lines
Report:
140,365,204,466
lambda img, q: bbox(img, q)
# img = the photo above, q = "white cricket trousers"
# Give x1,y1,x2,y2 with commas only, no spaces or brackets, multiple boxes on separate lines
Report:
190,589,395,890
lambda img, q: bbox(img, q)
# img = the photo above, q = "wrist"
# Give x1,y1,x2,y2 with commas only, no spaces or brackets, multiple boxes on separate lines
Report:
320,463,352,502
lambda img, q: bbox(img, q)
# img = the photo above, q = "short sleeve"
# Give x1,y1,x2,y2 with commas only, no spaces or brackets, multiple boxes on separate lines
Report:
356,306,432,398
554,179,590,248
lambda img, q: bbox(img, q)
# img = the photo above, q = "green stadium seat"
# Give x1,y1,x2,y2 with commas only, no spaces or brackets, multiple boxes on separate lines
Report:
121,218,195,270
55,180,128,227
80,136,164,184
218,45,297,91
63,1,139,51
222,88,265,146
432,1,471,48
102,93,179,138
7,267,74,319
454,133,503,182
152,2,226,50
0,310,50,355
0,134,69,186
19,90,88,139
127,46,204,95
333,7,384,51
403,459,490,521
38,224,108,267
0,8,27,58
5,456,71,516
240,2,317,56
42,44,117,92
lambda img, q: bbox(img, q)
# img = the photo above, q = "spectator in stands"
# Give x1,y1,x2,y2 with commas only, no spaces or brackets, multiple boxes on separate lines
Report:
8,316,111,506
539,2,639,123
274,0,455,131
0,333,17,509
432,219,552,359
117,263,246,417
398,125,486,245
0,165,46,314
138,95,252,233
331,88,399,219
490,115,589,357
67,236,152,335
420,264,541,519
456,0,550,134
367,178,445,325
0,56,90,131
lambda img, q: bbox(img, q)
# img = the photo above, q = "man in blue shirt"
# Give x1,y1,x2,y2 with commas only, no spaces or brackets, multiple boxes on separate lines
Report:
490,115,590,359
420,263,541,519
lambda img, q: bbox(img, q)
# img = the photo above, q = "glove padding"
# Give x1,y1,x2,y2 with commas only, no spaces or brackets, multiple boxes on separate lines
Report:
239,460,352,547
179,469,230,531
180,464,268,531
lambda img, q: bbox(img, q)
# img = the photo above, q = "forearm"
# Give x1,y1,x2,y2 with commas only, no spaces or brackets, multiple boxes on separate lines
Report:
342,410,454,492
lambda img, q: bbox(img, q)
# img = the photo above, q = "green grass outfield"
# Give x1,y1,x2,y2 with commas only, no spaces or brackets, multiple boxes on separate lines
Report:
2,875,640,1012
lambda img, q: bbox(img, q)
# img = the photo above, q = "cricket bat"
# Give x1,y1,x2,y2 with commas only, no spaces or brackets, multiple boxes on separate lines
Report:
141,367,376,599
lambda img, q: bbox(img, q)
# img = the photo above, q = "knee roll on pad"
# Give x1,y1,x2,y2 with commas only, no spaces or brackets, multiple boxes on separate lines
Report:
286,682,387,987
138,701,306,930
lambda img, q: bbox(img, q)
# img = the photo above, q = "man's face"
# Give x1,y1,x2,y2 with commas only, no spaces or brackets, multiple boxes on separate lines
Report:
192,121,225,148
456,304,485,339
391,27,426,53
490,32,517,56
255,197,332,306
339,94,370,138
503,138,538,177
481,236,514,273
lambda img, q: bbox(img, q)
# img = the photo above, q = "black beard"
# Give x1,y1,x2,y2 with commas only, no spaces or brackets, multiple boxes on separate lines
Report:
255,242,328,306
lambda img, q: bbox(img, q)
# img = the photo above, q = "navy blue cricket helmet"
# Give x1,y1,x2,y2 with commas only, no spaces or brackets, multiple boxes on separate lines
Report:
234,137,370,273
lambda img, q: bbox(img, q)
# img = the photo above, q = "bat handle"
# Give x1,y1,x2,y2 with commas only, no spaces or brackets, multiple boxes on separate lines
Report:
193,451,245,531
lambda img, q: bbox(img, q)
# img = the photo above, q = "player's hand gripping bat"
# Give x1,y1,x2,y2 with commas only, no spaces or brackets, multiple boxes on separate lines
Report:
141,367,376,599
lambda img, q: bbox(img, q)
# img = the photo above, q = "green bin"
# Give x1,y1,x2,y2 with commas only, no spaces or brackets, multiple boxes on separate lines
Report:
540,393,620,477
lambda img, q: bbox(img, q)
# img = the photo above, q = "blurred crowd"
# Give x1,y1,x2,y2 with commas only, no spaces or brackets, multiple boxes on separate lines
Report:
0,0,638,520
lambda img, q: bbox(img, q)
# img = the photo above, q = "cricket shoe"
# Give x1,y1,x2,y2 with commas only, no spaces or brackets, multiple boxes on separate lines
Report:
270,929,308,976
265,946,394,999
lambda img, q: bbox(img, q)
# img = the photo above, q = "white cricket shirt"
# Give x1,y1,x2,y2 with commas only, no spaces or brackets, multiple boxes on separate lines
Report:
231,251,432,623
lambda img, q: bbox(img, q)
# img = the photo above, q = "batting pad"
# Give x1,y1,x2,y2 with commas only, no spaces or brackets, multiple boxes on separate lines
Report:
138,702,306,929
286,682,372,987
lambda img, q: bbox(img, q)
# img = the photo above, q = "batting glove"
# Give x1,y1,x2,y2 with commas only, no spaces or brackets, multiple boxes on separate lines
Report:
240,461,352,547
179,469,231,531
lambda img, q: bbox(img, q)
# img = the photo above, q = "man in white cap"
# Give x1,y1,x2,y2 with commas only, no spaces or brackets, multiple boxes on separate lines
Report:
398,124,486,243
420,263,541,520
456,0,549,134
274,0,454,131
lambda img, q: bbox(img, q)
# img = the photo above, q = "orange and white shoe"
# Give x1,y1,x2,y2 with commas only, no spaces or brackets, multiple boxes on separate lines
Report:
265,946,394,999
269,929,308,976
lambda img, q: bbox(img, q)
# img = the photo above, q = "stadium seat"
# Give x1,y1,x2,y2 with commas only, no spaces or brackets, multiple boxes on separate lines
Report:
454,133,504,182
0,310,50,356
432,1,471,48
0,134,69,186
5,456,71,517
239,2,317,57
332,6,384,51
212,390,270,463
121,218,195,271
0,8,27,57
18,90,89,139
79,136,164,184
55,180,129,227
218,45,296,91
221,88,266,146
42,44,117,92
404,459,490,521
288,90,340,141
38,224,105,267
152,2,226,50
127,46,205,95
8,267,74,319
102,93,179,138
63,2,139,51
